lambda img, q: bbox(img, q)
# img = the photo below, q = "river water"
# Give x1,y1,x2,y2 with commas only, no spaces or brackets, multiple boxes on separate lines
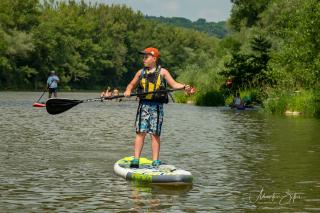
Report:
0,92,319,212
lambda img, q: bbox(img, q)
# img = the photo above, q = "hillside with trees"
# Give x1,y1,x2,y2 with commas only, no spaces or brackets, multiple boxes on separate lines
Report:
0,0,219,91
145,16,228,38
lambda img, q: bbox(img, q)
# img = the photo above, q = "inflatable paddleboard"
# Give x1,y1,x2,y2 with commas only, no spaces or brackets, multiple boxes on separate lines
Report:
114,157,193,185
33,102,46,107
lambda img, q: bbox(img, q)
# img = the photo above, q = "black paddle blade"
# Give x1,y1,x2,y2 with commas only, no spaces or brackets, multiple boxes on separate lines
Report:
46,98,83,115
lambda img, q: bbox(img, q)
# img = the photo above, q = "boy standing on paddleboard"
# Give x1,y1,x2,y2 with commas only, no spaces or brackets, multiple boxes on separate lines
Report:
124,47,193,168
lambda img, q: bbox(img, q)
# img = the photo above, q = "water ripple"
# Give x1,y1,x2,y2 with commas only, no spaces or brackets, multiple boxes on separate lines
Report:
0,92,320,212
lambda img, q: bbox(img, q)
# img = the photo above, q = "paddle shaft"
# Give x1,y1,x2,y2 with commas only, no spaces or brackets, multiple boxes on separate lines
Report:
82,88,185,103
46,87,186,115
35,81,53,103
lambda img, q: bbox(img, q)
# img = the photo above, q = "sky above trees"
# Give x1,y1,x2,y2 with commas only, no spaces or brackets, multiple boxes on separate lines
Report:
68,0,233,22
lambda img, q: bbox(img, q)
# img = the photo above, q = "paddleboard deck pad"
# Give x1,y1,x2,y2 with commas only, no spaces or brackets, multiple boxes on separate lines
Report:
114,157,193,185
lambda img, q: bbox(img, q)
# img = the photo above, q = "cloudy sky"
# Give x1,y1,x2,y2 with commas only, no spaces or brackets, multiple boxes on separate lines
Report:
80,0,233,22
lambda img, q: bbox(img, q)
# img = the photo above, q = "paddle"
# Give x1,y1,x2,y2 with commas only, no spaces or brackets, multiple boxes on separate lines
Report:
34,89,47,104
46,88,185,115
33,81,53,105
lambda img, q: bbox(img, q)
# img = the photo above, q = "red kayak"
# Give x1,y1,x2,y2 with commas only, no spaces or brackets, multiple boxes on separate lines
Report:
33,102,46,107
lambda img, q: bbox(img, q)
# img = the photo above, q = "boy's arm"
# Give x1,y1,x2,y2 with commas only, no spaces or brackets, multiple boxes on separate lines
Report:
124,70,142,97
161,68,186,89
162,68,194,94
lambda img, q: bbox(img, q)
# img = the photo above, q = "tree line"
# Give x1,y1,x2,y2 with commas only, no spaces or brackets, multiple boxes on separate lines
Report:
145,16,228,38
0,0,219,91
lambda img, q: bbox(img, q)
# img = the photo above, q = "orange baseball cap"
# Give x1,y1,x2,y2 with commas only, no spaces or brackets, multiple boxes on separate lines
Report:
139,47,160,58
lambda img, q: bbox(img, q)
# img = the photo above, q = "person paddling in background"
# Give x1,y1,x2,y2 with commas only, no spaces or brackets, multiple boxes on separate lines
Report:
231,92,244,109
112,88,120,97
124,47,194,168
100,86,112,98
112,88,122,102
47,70,59,98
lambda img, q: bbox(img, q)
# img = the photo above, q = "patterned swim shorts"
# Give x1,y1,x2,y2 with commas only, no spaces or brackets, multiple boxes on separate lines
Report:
135,101,164,136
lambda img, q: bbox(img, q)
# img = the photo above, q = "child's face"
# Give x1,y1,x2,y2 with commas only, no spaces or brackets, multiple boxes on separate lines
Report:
143,54,157,67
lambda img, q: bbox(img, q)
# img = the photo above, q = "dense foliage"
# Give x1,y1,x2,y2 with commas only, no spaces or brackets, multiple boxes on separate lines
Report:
145,16,228,38
0,0,219,91
226,0,320,116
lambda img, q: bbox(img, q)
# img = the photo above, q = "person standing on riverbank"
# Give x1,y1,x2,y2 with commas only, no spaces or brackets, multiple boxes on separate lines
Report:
124,47,194,168
47,71,59,98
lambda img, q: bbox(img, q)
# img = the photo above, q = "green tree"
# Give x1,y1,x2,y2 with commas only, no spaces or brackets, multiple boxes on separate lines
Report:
261,0,320,89
0,0,40,89
229,0,271,31
221,35,272,91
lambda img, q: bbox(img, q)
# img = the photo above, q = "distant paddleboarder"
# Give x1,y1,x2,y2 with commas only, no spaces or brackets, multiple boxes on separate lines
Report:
47,70,59,98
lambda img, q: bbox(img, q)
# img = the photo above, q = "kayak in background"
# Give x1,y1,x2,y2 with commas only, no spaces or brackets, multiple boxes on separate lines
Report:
114,157,193,185
223,105,261,111
33,102,46,107
234,106,245,110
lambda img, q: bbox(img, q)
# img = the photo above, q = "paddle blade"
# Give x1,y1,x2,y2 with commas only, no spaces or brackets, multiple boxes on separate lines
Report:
46,98,82,115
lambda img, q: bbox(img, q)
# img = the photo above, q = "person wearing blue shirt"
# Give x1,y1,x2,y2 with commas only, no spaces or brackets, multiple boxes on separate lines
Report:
47,71,60,98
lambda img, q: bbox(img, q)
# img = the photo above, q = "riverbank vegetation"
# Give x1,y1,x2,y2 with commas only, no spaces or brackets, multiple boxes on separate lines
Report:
0,0,220,91
0,0,319,117
223,0,320,117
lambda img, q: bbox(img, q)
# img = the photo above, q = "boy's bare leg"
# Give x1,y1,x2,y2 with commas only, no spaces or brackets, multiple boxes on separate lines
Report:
134,133,146,158
151,134,160,161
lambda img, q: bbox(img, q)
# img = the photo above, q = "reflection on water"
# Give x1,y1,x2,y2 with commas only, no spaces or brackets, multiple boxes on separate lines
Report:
129,183,193,212
0,92,320,212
